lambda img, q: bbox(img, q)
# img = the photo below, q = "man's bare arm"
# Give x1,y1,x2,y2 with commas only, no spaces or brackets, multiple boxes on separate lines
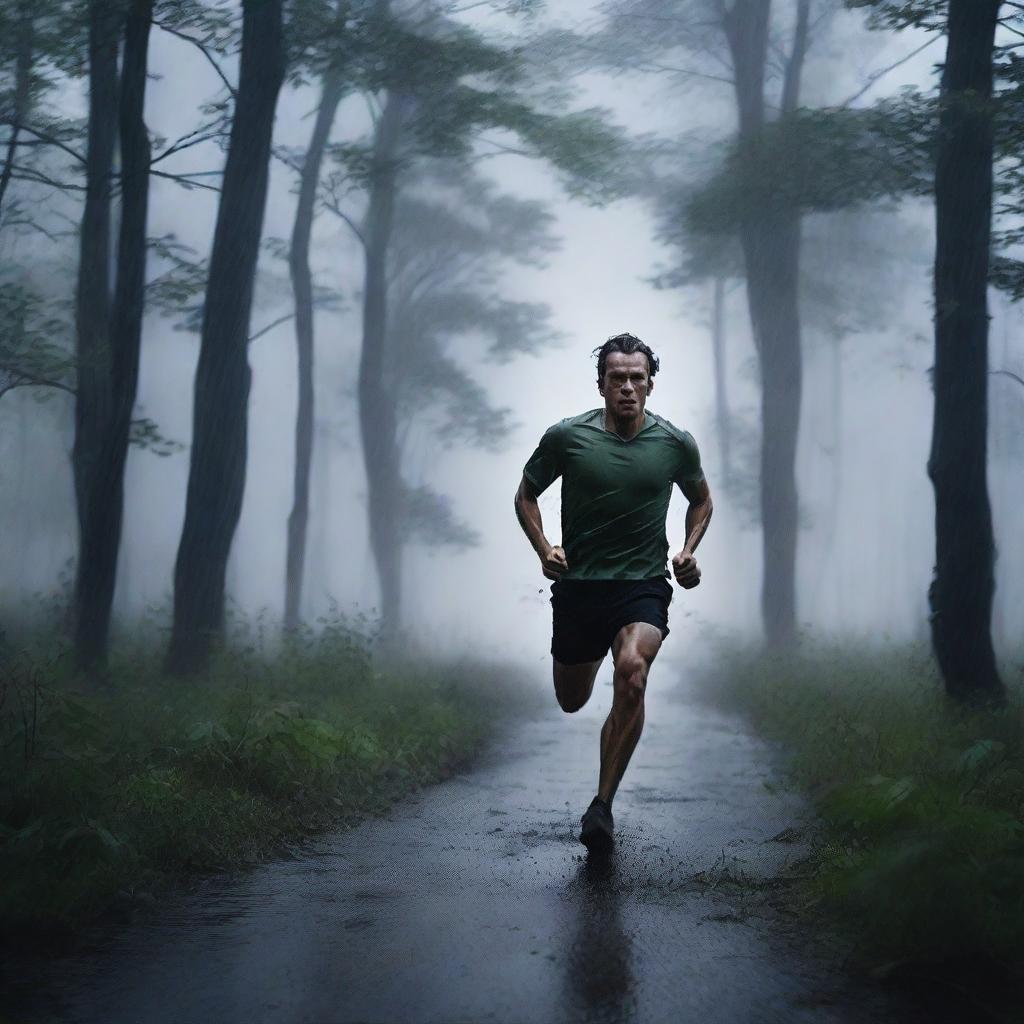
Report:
671,477,713,589
514,475,568,580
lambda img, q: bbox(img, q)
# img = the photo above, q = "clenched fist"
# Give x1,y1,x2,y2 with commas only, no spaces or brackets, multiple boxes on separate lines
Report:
672,551,701,589
541,545,568,581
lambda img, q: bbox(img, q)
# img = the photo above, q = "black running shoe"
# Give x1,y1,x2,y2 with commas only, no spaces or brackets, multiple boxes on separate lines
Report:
579,796,614,853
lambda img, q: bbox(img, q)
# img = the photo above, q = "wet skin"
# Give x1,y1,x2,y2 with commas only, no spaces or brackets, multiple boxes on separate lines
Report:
516,348,714,809
554,621,663,807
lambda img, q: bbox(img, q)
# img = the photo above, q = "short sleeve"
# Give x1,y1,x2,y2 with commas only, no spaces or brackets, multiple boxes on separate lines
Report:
672,430,705,486
523,422,566,495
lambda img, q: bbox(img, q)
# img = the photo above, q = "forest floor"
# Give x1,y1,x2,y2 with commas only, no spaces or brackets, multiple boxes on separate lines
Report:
1,656,1000,1024
0,618,541,944
689,640,1024,1023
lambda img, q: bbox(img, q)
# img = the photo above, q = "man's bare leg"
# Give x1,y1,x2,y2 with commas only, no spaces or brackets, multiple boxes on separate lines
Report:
552,657,604,713
597,622,663,805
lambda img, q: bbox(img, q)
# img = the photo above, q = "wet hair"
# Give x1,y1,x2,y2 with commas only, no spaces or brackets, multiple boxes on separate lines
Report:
593,332,660,386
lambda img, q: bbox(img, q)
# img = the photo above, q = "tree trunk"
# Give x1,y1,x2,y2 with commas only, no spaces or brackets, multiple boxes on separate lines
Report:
0,1,34,217
742,211,801,645
710,275,731,484
72,0,119,654
723,0,805,647
359,91,406,637
166,0,285,675
285,70,345,631
73,0,153,672
928,0,1004,702
780,0,811,117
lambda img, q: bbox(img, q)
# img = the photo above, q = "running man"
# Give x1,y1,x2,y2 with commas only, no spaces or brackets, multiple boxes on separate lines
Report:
514,333,713,853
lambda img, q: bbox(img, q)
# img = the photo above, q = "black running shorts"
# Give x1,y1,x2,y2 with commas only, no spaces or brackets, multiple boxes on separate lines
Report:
550,576,673,665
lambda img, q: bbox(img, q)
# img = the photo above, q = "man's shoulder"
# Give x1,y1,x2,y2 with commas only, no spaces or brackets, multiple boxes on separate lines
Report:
542,408,603,438
647,411,697,447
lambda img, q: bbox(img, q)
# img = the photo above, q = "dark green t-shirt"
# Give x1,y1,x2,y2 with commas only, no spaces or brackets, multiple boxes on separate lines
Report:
522,408,704,580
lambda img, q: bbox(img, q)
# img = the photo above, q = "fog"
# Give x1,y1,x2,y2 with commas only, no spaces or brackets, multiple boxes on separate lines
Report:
2,0,1021,676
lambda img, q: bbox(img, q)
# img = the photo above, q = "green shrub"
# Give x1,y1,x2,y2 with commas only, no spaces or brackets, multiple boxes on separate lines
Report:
691,640,1024,974
0,613,537,937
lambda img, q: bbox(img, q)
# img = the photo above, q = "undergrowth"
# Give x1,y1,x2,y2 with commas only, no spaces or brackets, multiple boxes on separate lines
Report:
0,611,540,940
690,640,1024,984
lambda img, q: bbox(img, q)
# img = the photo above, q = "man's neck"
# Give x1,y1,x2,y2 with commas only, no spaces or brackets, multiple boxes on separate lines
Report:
604,407,646,440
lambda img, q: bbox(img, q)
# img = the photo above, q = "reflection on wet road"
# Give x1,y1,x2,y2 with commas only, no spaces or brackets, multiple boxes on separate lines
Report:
7,674,919,1023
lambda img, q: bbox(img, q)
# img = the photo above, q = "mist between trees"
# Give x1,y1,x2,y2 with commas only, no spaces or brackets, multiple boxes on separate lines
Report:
0,0,1022,700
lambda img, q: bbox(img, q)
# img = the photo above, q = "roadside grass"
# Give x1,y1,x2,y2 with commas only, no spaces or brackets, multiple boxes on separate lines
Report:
0,613,542,941
689,639,1024,985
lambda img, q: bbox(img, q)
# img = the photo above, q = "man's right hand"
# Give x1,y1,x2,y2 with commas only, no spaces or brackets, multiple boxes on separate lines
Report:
541,545,568,581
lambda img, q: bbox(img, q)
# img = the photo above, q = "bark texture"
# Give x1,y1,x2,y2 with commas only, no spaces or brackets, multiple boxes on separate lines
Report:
167,0,285,675
285,71,345,631
0,1,34,216
723,0,805,646
928,0,1004,702
71,0,120,667
359,91,406,636
73,0,154,671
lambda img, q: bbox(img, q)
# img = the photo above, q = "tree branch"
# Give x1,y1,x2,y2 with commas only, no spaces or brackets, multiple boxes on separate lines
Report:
0,370,75,400
247,311,294,343
322,194,366,247
992,368,1024,390
9,166,85,191
840,36,941,109
152,120,226,165
153,20,237,99
0,121,87,165
150,168,222,192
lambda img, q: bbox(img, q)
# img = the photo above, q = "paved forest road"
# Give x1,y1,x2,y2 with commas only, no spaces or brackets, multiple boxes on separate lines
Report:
8,673,930,1024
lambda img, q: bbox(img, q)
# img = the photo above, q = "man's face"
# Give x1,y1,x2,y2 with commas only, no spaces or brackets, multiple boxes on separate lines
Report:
600,350,653,418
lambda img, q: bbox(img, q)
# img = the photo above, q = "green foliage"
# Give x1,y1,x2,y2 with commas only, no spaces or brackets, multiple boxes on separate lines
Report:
686,98,933,235
483,102,628,203
127,415,186,457
0,280,74,397
386,162,560,453
844,0,945,32
0,275,182,450
145,234,209,332
400,483,481,548
692,641,1024,974
380,159,561,545
0,615,538,937
317,4,626,198
840,3,1024,305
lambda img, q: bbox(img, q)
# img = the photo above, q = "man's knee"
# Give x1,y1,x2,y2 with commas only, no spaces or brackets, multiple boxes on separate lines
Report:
613,652,647,706
553,661,598,713
555,684,588,713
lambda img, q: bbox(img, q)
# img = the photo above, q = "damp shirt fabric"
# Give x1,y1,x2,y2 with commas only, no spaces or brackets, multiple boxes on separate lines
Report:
522,408,704,580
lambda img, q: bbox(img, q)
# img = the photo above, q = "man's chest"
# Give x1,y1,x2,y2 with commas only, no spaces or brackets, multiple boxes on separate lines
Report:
563,433,677,499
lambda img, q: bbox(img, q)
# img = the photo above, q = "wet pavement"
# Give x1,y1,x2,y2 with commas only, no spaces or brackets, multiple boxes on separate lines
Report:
5,672,926,1023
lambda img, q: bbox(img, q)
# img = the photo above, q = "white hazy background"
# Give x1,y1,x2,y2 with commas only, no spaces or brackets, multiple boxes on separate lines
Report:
3,1,1023,678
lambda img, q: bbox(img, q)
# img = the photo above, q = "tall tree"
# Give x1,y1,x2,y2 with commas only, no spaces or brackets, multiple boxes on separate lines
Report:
282,0,356,630
359,88,407,637
0,1,35,218
285,67,346,630
649,222,743,490
167,0,286,675
73,0,155,672
71,0,119,668
588,0,819,644
386,166,560,550
724,0,809,646
322,6,621,635
928,0,1004,702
